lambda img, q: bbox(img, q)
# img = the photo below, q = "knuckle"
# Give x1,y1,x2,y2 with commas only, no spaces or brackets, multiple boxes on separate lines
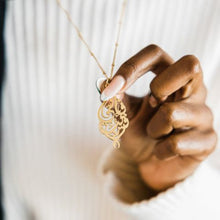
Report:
182,54,202,75
207,130,218,154
168,135,180,154
200,129,217,157
149,80,157,96
149,78,161,95
146,44,163,55
200,83,207,98
203,105,214,124
159,103,175,125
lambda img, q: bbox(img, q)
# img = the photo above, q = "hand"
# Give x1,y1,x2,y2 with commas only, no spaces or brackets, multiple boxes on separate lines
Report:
100,44,217,191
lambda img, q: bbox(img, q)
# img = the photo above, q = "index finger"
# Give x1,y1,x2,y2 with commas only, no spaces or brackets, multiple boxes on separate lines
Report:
100,44,174,101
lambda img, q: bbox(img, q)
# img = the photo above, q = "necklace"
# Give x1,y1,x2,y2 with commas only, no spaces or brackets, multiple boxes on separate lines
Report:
57,0,129,148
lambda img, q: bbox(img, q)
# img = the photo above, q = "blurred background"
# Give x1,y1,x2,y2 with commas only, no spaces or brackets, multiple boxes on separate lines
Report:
0,0,220,219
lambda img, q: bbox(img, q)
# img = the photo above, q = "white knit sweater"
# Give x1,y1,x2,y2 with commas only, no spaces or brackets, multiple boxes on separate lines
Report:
2,0,220,219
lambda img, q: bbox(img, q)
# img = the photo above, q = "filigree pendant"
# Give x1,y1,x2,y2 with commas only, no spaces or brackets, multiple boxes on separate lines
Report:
98,96,129,148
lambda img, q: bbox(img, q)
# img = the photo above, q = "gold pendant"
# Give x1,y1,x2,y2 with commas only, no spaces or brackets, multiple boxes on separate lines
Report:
98,96,129,148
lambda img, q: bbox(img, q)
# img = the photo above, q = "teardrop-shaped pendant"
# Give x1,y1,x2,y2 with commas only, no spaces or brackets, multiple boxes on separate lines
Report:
98,96,129,148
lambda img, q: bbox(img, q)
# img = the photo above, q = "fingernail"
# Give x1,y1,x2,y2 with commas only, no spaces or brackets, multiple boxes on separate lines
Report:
95,77,106,94
149,95,158,108
100,75,125,101
100,93,108,102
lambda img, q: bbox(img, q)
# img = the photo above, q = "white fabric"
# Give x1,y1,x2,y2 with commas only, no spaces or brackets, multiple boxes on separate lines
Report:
100,149,220,220
2,0,220,219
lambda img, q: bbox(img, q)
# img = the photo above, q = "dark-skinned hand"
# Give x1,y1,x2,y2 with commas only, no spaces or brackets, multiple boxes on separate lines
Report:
100,44,217,192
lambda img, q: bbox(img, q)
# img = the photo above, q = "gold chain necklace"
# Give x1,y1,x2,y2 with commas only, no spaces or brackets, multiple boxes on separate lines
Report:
56,0,129,148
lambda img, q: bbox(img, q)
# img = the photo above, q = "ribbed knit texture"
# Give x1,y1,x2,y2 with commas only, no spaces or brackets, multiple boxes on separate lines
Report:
2,0,220,219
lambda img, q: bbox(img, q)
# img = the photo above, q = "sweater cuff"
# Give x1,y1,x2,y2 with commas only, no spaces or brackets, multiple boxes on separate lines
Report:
98,149,220,220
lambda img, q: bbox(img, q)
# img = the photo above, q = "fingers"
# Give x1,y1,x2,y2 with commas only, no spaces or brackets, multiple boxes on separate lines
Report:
154,129,217,160
147,102,213,139
150,55,203,102
100,44,174,101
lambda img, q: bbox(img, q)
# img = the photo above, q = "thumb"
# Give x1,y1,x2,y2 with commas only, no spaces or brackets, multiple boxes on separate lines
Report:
121,93,144,120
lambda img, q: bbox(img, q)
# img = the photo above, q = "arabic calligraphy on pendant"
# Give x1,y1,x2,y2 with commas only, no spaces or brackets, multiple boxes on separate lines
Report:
98,96,129,148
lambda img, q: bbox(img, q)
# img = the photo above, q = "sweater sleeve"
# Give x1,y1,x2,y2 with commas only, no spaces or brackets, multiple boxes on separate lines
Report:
98,149,220,220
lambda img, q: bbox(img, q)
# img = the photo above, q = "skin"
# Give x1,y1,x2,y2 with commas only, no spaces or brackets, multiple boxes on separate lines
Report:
102,44,217,192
